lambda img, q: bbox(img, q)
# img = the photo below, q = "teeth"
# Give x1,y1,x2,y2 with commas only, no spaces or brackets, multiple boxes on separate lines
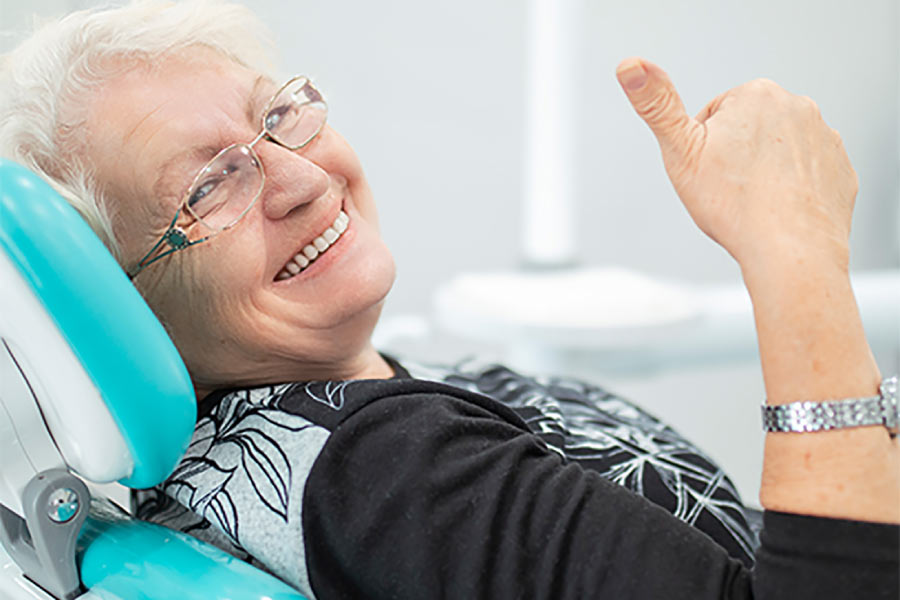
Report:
322,227,339,244
334,212,348,233
276,210,349,281
302,245,319,260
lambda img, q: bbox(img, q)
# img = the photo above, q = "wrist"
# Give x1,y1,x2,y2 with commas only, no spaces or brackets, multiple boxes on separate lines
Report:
738,242,850,301
739,242,879,406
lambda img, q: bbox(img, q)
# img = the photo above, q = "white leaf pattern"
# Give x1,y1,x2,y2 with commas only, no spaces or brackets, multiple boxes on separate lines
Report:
402,357,759,564
134,355,758,591
302,380,354,410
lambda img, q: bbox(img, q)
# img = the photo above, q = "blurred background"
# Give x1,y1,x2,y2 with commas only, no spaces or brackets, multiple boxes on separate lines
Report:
2,0,898,507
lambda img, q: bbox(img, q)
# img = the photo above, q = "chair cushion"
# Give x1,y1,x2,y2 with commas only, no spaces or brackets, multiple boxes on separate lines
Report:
0,159,195,488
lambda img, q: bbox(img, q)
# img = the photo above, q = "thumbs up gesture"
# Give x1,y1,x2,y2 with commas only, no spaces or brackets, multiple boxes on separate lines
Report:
616,58,857,274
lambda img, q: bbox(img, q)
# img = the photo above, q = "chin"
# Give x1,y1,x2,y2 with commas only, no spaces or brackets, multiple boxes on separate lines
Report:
193,232,396,387
278,243,396,356
319,250,396,331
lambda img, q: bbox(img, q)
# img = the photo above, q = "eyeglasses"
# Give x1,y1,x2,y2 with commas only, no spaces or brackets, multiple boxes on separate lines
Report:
127,75,328,278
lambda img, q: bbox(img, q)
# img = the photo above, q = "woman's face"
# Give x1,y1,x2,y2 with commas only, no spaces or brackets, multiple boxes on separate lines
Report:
84,49,396,391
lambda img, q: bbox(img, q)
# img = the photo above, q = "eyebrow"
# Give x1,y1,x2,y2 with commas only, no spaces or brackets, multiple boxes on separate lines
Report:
245,74,271,125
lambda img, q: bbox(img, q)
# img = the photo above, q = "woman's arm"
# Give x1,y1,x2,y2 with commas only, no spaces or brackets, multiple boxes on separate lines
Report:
301,383,896,599
743,255,898,523
615,57,899,524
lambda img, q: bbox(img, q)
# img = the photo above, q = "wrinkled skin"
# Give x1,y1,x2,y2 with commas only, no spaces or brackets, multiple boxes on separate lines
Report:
84,48,396,397
615,58,856,271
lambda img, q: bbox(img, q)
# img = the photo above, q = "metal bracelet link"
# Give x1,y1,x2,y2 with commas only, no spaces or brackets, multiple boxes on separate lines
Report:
761,375,899,434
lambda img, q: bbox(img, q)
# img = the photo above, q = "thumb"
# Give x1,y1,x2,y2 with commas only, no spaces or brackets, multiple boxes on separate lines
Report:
616,57,702,161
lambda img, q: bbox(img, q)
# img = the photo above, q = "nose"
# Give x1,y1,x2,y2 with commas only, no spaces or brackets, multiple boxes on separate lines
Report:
255,141,330,220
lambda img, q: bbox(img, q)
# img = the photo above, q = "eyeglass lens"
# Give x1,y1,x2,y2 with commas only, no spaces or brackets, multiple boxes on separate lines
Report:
183,145,264,230
264,77,327,149
182,78,327,231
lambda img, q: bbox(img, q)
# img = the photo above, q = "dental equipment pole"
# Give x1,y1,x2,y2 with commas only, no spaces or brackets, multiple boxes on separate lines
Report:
522,0,582,268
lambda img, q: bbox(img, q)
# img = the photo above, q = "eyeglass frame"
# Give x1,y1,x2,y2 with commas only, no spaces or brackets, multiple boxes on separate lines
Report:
126,75,327,279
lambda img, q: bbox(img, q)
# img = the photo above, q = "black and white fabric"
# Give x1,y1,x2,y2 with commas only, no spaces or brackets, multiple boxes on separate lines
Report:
396,357,757,563
132,357,898,600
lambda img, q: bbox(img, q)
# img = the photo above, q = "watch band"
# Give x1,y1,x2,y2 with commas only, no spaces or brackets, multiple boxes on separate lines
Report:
761,375,898,434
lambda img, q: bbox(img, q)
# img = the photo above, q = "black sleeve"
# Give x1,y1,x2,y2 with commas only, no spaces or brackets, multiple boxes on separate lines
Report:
302,391,899,600
753,510,899,599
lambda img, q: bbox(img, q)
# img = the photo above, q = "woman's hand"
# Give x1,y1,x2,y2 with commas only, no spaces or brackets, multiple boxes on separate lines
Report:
615,57,856,273
615,58,898,524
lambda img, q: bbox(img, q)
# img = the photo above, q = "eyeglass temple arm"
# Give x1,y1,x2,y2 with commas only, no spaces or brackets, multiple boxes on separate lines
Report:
127,211,209,279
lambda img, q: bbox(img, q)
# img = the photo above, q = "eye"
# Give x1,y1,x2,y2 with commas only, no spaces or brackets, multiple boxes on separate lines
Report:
188,161,242,207
186,163,238,216
264,104,292,131
187,178,220,207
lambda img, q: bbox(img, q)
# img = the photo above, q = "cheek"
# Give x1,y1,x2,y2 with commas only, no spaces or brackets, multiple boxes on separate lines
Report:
314,130,376,214
350,179,379,230
149,241,258,347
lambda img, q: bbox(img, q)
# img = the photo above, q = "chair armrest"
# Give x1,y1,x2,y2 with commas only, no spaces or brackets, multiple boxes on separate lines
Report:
77,501,305,600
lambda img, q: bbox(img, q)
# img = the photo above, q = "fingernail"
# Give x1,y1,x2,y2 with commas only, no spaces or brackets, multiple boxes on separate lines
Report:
617,61,647,91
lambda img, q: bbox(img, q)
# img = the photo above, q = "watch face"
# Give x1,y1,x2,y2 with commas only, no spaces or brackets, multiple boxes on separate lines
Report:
881,375,898,399
882,376,899,433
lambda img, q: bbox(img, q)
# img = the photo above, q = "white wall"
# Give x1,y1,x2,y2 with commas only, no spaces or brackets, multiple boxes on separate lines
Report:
2,0,898,507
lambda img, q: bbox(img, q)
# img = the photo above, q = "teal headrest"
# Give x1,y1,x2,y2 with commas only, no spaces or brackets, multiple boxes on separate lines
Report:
0,159,195,488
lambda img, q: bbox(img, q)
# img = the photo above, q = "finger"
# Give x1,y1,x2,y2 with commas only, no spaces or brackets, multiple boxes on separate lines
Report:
616,57,703,157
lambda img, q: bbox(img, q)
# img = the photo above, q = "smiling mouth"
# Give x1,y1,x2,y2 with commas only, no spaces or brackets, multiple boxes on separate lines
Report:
275,210,350,281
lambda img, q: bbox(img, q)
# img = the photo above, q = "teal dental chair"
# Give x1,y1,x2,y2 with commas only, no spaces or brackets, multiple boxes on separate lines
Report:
0,159,306,600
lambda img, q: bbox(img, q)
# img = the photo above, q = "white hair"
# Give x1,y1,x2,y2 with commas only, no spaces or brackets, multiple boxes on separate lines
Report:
0,0,276,261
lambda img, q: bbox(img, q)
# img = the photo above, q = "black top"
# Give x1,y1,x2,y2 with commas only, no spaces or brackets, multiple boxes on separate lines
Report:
136,359,899,599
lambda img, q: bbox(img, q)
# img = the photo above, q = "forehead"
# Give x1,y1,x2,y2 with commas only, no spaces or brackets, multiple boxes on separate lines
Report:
85,49,274,207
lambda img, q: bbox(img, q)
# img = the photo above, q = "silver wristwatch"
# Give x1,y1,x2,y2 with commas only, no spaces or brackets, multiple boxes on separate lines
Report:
761,375,898,435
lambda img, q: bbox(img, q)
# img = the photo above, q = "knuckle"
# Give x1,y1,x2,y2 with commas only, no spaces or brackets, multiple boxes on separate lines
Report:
748,78,778,92
740,78,788,103
798,95,820,114
640,89,679,125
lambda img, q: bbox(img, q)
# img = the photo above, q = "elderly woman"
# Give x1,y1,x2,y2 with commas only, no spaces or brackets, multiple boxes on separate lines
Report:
1,1,897,599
